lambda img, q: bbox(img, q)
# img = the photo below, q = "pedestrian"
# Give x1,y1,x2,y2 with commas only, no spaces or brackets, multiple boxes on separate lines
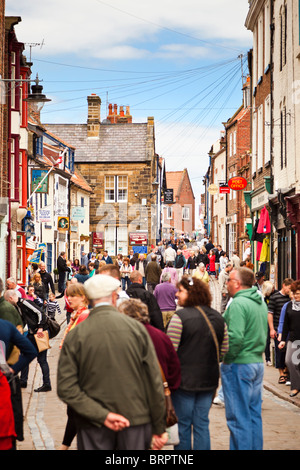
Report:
118,298,181,392
145,255,162,294
0,318,37,450
255,272,265,291
74,265,90,284
278,280,300,397
0,278,23,329
30,272,47,307
57,274,168,450
39,262,55,297
97,264,129,306
46,292,62,319
88,261,96,277
103,250,113,264
81,252,89,268
231,251,240,268
221,267,268,450
153,272,178,329
219,263,233,314
56,252,71,298
135,253,147,286
120,257,132,290
268,278,294,384
71,259,80,274
214,245,223,279
261,280,275,366
167,275,228,450
174,249,186,282
193,262,209,284
6,277,27,299
4,290,51,392
59,283,90,450
207,249,216,277
219,251,229,272
164,243,177,267
160,261,178,286
186,251,198,276
127,270,164,331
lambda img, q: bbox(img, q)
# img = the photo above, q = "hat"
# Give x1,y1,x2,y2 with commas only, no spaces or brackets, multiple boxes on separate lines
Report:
84,274,120,299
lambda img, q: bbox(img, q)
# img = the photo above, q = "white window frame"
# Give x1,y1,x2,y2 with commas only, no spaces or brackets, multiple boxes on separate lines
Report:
105,175,128,203
182,206,190,220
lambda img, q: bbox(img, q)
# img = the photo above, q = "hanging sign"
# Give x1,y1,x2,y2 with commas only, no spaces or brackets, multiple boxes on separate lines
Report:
219,183,230,194
228,176,248,191
207,184,218,195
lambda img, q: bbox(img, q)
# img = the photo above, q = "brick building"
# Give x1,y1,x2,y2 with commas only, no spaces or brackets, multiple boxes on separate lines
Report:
223,80,251,258
163,169,195,239
46,95,161,257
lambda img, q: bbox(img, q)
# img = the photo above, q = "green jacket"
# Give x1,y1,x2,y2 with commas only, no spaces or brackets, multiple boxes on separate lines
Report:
57,304,166,434
0,296,23,327
223,287,268,364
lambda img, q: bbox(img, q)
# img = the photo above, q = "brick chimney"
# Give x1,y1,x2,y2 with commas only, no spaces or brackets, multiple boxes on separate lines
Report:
107,104,132,124
87,94,101,137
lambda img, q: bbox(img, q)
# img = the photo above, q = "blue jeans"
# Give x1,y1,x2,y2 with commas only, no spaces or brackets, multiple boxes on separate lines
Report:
172,388,214,450
221,363,264,450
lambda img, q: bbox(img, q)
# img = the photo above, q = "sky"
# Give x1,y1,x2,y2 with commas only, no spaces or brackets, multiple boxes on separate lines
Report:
5,0,253,229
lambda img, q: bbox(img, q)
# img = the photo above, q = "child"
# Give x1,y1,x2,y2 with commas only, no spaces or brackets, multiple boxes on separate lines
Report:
46,292,62,318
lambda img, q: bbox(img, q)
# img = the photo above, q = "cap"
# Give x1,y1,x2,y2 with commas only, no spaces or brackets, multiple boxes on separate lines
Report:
84,274,120,299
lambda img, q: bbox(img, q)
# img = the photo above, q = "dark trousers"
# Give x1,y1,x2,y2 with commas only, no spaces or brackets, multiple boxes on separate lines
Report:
77,423,152,450
20,334,51,387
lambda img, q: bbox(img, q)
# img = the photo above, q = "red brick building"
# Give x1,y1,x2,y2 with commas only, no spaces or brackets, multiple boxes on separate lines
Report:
163,169,195,239
224,79,251,258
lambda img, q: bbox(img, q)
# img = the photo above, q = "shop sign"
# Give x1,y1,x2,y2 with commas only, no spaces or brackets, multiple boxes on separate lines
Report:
228,176,248,191
129,232,148,245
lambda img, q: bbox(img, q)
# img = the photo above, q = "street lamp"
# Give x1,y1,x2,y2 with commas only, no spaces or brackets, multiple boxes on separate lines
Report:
24,74,51,112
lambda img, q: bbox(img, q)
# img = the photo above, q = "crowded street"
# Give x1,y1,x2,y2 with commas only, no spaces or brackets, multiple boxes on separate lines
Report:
14,278,300,452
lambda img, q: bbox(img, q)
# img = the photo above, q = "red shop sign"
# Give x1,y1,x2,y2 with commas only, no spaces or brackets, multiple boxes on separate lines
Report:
228,176,248,191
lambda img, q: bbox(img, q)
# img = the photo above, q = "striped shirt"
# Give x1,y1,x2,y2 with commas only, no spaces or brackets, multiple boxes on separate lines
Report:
268,291,291,331
47,300,62,319
167,313,229,360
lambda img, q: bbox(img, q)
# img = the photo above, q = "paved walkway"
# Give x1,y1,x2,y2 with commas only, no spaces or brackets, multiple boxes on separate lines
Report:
17,279,300,450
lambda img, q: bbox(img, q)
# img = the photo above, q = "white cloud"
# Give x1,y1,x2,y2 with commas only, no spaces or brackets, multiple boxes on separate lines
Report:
6,0,252,60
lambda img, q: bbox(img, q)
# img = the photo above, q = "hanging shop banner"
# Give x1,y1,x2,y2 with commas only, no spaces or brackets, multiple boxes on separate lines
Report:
31,169,49,194
207,184,218,195
57,217,69,231
39,207,52,223
228,176,248,191
28,248,43,264
219,184,230,194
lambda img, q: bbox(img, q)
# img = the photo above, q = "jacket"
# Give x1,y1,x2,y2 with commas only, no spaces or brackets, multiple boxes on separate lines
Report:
126,283,164,331
219,270,229,294
16,298,48,335
223,287,268,364
0,297,23,328
174,254,186,269
145,261,162,284
40,270,55,294
171,306,225,392
57,305,166,434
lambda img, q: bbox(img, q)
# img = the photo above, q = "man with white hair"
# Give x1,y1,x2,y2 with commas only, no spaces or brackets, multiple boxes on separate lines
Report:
6,277,27,299
154,272,178,329
57,274,167,450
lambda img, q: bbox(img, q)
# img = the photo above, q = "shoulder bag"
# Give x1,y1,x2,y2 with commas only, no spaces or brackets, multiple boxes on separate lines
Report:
159,363,178,428
46,315,61,339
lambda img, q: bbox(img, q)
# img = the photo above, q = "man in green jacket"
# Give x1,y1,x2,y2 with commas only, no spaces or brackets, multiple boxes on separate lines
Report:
221,267,268,451
57,274,167,450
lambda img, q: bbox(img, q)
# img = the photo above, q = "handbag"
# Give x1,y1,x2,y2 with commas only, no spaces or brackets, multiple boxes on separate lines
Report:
46,316,60,339
34,330,51,352
159,363,178,428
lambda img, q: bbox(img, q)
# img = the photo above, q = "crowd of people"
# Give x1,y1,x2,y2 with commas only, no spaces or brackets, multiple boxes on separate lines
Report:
0,237,299,451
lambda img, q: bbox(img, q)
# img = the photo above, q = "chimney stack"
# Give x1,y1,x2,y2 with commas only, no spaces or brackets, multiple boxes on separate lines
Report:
87,94,101,137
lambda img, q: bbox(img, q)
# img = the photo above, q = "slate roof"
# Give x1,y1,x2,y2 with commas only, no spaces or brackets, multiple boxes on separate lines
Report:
45,122,151,163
